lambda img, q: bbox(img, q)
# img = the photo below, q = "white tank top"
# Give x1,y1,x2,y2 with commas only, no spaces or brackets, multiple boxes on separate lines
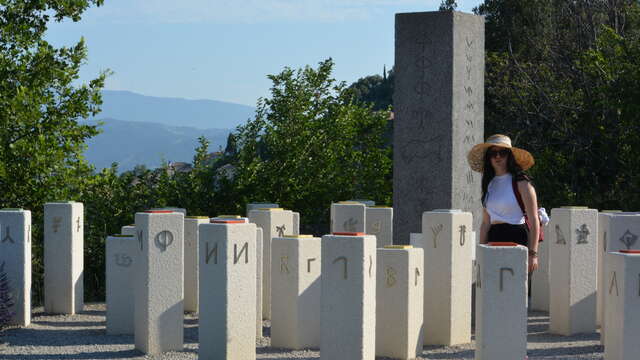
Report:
485,173,525,224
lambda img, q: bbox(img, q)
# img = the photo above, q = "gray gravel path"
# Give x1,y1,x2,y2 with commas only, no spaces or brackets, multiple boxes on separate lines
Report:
0,304,603,359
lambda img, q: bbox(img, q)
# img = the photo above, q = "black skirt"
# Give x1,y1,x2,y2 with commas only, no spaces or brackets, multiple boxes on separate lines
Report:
487,223,528,247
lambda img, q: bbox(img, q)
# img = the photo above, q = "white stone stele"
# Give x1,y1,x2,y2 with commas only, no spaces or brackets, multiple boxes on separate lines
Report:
549,207,598,336
604,250,640,360
366,207,393,248
600,213,640,345
0,208,31,326
531,223,550,312
199,221,257,360
271,235,321,349
248,208,295,320
184,216,209,313
475,243,528,360
134,210,184,354
421,209,473,345
597,211,620,327
106,234,136,335
375,246,424,360
44,201,84,314
292,212,301,235
255,227,263,338
330,202,366,234
246,203,279,216
321,233,376,360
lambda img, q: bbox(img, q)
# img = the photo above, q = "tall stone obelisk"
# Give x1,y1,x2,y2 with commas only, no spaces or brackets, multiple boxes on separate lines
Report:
394,11,484,243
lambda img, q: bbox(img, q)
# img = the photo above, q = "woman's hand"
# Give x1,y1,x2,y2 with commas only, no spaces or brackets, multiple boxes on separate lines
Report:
528,254,539,273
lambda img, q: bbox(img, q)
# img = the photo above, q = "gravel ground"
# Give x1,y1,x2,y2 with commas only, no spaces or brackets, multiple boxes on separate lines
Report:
0,303,603,359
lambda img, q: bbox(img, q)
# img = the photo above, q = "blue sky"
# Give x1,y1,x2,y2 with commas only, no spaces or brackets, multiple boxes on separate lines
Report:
46,0,480,107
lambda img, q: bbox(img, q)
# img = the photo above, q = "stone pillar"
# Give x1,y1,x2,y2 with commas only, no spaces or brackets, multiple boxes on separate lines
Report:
121,225,136,237
393,11,484,243
421,209,473,345
44,201,84,314
248,207,295,319
375,246,423,360
475,243,528,360
134,210,184,354
366,206,393,248
331,202,366,234
549,207,598,335
0,208,31,326
531,224,550,311
255,227,263,338
601,213,640,345
106,234,136,335
199,220,257,360
271,235,321,349
604,250,640,360
183,216,208,313
246,203,279,216
321,233,376,360
597,211,619,327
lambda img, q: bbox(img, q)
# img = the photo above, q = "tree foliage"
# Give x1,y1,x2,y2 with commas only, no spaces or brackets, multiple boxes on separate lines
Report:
230,59,392,233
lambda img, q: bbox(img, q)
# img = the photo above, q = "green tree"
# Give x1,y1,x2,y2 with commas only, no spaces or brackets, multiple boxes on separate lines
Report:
229,59,392,234
439,0,458,11
0,0,106,303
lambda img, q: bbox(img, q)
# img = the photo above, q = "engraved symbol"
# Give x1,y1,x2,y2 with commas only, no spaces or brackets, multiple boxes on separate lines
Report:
369,255,373,278
415,267,421,286
371,221,382,235
280,256,290,274
604,231,608,252
466,102,475,111
1,227,14,244
431,224,444,248
465,119,475,128
343,218,358,232
555,225,566,245
619,229,638,250
307,258,316,273
333,256,348,279
500,267,514,292
465,37,475,48
414,81,431,97
154,230,174,252
459,225,467,246
466,171,474,185
465,52,473,63
385,267,397,287
234,242,248,264
464,86,473,96
576,224,590,244
476,263,482,288
53,217,62,233
138,230,143,251
76,217,81,232
114,254,132,267
276,224,286,237
466,65,472,80
610,271,619,296
206,242,218,264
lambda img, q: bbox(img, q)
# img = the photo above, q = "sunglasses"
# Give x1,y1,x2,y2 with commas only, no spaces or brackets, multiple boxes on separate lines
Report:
488,148,511,158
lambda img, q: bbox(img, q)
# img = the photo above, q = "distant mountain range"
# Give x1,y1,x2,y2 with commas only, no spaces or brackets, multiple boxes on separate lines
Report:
84,118,232,171
94,90,255,129
82,90,253,171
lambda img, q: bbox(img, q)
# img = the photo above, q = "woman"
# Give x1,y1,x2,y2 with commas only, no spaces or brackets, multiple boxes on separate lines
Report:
468,134,540,273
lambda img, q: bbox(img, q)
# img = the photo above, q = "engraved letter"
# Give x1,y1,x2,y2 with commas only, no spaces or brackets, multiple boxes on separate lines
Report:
385,266,397,288
307,258,316,273
415,267,421,286
234,242,249,264
280,256,290,274
610,271,619,296
500,267,514,292
206,242,218,264
333,256,348,279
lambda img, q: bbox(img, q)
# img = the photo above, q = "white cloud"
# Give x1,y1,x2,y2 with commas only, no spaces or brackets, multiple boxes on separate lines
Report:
81,0,466,24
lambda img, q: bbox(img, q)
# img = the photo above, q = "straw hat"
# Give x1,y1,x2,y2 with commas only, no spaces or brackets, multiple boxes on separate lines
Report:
467,134,534,172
